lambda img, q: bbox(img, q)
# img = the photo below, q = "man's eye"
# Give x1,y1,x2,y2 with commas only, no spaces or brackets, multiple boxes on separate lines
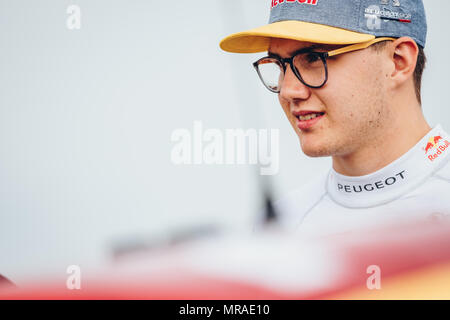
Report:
305,53,320,63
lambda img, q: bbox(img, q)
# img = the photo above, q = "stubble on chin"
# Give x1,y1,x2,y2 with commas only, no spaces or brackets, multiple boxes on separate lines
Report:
297,125,341,158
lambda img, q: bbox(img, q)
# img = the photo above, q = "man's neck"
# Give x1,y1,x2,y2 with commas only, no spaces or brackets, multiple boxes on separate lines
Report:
332,106,431,177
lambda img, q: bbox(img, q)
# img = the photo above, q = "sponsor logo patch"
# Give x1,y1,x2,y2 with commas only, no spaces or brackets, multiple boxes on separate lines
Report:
337,170,407,194
271,0,318,10
423,135,450,162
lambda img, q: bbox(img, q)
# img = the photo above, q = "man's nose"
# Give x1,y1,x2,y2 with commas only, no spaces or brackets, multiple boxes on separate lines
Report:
279,64,312,102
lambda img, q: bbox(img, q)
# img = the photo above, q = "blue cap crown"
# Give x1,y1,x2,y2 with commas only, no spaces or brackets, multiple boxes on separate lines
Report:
269,0,427,47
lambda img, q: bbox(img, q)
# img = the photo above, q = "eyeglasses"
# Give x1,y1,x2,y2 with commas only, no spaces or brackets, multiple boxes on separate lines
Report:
253,37,395,93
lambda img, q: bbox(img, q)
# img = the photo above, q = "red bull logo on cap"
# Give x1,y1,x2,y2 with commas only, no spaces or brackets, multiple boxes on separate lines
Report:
271,0,318,9
424,135,450,162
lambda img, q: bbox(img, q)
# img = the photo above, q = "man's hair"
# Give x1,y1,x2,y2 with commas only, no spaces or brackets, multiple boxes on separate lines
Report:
371,41,426,105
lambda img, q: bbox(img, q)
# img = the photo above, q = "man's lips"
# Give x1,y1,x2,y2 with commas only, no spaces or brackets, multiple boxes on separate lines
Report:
293,110,326,130
292,110,326,117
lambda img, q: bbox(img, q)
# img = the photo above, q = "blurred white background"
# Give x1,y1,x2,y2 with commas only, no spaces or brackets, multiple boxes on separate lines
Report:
0,0,449,284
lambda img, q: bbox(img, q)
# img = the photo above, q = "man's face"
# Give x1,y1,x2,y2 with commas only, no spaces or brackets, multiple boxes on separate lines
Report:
269,38,391,159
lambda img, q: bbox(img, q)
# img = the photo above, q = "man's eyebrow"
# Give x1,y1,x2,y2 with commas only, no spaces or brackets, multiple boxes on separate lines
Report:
268,45,317,57
268,44,342,57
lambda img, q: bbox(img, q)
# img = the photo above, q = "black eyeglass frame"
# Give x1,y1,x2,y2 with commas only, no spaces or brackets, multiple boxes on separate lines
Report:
252,37,396,93
253,49,329,92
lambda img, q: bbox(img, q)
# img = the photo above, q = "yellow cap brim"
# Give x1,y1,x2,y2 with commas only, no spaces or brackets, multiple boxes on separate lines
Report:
220,20,375,54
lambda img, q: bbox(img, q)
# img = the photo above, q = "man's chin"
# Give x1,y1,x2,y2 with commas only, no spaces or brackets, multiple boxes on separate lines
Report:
303,150,329,158
299,140,331,158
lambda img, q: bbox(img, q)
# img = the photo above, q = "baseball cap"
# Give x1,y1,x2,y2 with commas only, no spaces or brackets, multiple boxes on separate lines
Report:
220,0,427,53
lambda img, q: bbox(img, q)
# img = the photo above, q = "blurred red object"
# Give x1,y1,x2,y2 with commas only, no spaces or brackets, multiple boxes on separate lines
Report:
1,219,449,300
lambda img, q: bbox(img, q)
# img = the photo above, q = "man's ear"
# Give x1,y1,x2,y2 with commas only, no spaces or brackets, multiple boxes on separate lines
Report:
389,37,419,85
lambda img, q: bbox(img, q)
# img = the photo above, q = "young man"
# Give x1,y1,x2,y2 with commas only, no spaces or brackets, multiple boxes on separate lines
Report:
220,0,450,236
